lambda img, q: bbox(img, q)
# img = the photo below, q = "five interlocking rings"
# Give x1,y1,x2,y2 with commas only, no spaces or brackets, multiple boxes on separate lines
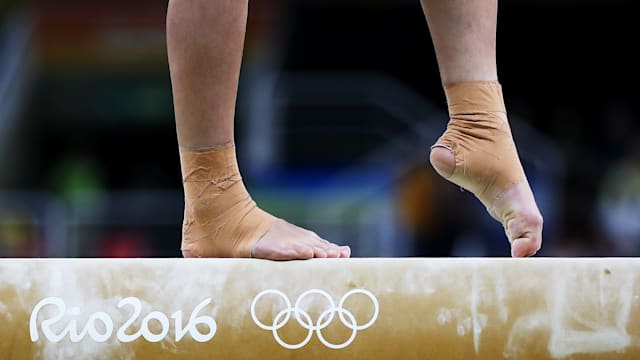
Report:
250,289,379,349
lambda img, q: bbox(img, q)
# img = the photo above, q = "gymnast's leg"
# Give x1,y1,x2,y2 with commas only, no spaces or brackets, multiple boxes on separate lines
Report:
421,0,543,257
166,0,350,259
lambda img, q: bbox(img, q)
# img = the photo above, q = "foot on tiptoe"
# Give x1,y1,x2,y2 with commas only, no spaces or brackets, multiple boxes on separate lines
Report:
429,81,543,257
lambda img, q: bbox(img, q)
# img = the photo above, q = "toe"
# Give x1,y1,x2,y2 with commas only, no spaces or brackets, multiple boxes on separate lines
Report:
313,246,328,258
511,235,541,257
294,245,314,260
304,232,340,258
508,212,543,258
324,244,341,258
339,246,351,258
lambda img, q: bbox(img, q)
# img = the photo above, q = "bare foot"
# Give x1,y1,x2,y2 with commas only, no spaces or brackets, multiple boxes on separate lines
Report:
249,219,351,260
180,143,350,260
182,218,350,260
429,82,543,257
182,214,351,260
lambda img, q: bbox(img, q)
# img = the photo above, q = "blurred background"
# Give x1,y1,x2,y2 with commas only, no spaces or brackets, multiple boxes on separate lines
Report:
0,0,638,258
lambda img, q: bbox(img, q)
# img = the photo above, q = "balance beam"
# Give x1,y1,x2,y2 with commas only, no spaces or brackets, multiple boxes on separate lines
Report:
1,258,639,359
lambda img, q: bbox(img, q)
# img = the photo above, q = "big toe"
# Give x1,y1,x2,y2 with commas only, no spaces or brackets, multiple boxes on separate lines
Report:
511,237,540,257
492,183,543,257
510,211,543,257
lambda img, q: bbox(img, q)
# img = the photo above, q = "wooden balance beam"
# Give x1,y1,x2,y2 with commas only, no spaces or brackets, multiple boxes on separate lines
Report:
0,258,639,359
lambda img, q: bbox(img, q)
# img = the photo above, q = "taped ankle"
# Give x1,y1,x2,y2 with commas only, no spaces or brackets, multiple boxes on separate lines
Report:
431,81,526,217
180,143,276,257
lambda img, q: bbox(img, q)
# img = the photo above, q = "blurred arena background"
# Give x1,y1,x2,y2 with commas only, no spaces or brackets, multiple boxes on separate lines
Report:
0,0,637,258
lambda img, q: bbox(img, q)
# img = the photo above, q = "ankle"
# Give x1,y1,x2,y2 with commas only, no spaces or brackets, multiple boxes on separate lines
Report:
444,81,506,115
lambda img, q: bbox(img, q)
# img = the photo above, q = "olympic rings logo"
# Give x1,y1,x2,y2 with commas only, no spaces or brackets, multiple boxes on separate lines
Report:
250,289,379,349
